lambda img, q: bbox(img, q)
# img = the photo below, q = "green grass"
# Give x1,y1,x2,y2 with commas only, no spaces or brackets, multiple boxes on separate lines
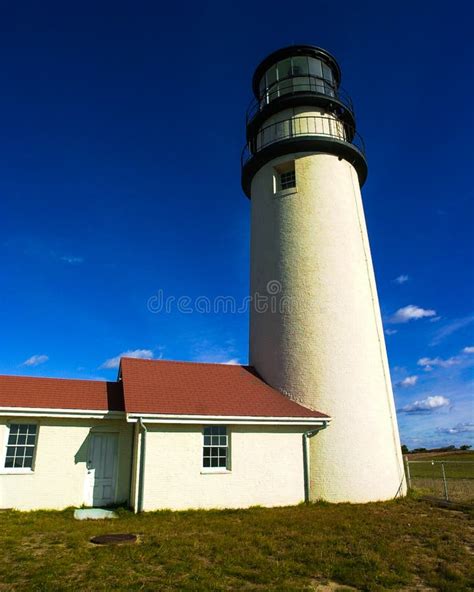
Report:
407,451,474,480
0,499,473,591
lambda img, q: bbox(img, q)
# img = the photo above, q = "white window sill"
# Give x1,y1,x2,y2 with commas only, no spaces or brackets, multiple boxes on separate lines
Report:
274,187,298,198
0,469,34,475
200,469,232,475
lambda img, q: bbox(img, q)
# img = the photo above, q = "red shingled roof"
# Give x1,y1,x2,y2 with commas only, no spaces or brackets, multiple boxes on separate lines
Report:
120,358,328,418
0,375,124,411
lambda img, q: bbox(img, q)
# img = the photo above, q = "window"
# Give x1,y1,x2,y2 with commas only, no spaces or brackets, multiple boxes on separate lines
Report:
279,169,296,191
4,423,38,469
203,426,229,469
274,161,297,194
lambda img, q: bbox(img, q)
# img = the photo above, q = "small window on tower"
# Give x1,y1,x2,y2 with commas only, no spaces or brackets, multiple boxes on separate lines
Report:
274,161,296,194
279,169,296,190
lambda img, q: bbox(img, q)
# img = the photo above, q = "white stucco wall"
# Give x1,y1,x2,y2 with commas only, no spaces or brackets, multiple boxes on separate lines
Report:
0,417,133,510
249,152,406,503
139,424,307,511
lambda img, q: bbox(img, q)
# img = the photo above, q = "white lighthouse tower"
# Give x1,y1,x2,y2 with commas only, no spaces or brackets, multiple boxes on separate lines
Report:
242,45,406,502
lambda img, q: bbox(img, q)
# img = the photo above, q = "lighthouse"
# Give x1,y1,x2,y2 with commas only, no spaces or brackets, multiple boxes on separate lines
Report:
242,45,406,502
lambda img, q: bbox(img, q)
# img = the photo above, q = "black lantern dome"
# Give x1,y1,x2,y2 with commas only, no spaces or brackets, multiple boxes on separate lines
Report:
241,45,368,198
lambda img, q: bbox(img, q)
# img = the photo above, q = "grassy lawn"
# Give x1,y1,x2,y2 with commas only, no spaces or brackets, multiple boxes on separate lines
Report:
0,498,473,591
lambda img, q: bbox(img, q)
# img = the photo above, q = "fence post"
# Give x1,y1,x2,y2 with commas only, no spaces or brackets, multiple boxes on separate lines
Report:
441,462,449,501
404,456,412,490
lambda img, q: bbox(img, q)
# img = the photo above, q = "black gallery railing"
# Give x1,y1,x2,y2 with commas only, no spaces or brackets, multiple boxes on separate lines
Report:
241,115,366,167
247,75,355,123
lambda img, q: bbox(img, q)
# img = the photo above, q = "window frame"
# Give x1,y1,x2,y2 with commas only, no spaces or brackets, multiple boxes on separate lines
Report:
201,425,231,474
1,421,39,474
273,160,297,196
279,169,296,191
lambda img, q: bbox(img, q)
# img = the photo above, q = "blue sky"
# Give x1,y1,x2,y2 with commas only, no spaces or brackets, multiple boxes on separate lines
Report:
0,1,472,448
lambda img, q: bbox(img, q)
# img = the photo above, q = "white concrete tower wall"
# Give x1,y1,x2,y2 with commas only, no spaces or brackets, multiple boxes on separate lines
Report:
242,45,406,502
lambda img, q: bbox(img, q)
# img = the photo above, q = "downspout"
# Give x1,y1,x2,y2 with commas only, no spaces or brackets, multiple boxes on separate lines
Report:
303,426,327,503
137,418,147,513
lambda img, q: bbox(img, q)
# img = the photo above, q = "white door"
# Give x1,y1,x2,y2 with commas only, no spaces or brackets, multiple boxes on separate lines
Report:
85,433,118,507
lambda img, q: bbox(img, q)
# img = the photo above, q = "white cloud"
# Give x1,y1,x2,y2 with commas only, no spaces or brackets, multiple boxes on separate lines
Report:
417,356,460,371
402,395,450,413
61,256,84,264
398,375,418,387
21,354,49,367
385,329,398,335
390,305,437,324
393,274,409,284
436,422,474,435
463,346,474,354
224,358,240,365
100,349,154,369
430,315,474,345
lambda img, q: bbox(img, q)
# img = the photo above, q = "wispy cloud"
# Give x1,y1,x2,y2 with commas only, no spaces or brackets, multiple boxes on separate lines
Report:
393,274,409,284
397,375,418,387
385,328,398,335
61,256,84,264
430,314,474,345
417,356,460,371
389,305,437,324
401,395,450,413
463,346,474,354
100,349,154,369
21,354,49,367
436,422,474,435
190,337,242,365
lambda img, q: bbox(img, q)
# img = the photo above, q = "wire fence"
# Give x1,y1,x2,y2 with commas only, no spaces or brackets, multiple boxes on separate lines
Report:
404,456,474,503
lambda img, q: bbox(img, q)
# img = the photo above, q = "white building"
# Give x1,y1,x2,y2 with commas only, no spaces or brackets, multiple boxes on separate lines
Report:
0,358,329,511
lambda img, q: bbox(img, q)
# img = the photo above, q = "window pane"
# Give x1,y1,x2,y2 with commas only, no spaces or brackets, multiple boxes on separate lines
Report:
292,56,308,76
203,457,210,468
322,63,333,82
267,64,277,87
218,457,226,467
309,57,322,78
280,170,296,190
211,457,219,467
6,424,37,470
219,436,227,445
277,58,292,80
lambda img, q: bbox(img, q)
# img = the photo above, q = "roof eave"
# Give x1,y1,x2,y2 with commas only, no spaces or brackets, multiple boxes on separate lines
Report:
0,407,125,419
126,412,331,426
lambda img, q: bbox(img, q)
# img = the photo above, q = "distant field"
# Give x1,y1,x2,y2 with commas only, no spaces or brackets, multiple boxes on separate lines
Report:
0,499,473,591
406,451,474,502
407,451,474,479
